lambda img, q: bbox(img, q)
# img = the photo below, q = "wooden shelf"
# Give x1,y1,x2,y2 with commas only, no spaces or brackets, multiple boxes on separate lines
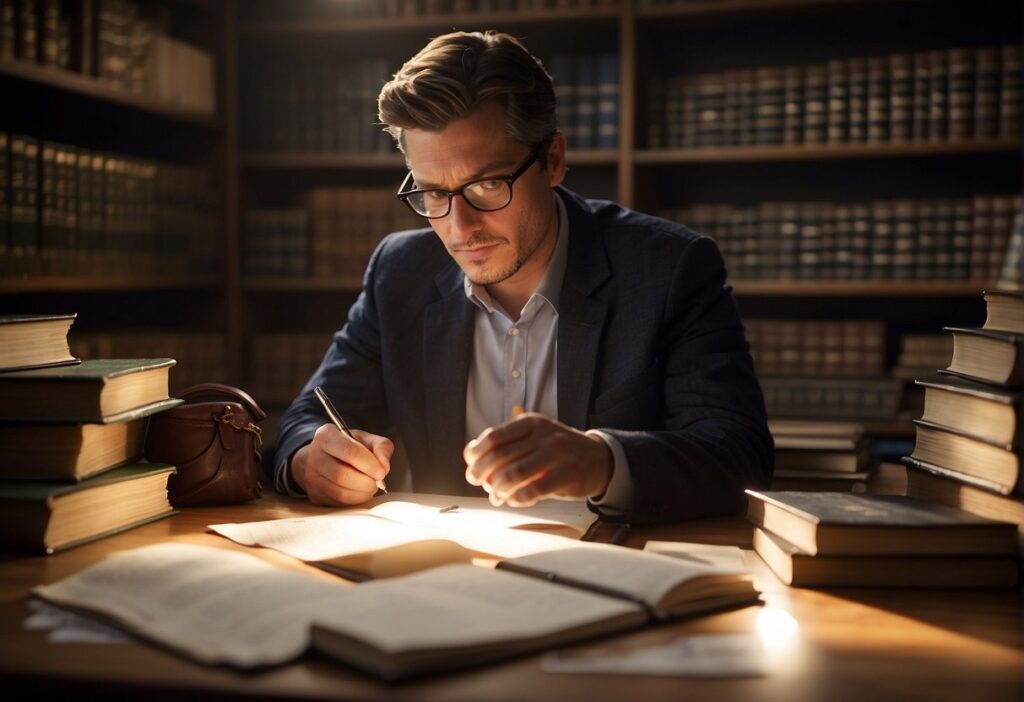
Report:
241,149,619,169
637,0,905,20
0,60,220,128
635,140,1022,164
0,276,223,294
731,281,987,296
239,6,620,36
243,277,364,293
241,153,405,170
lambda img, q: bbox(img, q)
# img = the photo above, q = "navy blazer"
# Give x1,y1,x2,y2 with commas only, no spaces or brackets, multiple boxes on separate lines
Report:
274,186,773,525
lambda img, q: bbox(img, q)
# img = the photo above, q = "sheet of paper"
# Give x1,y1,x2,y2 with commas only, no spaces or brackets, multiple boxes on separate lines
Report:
209,501,583,564
24,599,135,644
372,492,596,536
541,633,768,678
643,541,748,572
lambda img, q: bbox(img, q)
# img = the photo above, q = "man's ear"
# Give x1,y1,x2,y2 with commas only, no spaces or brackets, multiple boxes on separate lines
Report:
545,132,568,188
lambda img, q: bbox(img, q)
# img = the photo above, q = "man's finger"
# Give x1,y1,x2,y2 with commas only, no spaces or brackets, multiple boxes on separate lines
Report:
319,425,388,481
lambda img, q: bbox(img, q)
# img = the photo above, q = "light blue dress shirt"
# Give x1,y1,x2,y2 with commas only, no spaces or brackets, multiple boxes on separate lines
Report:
463,194,633,512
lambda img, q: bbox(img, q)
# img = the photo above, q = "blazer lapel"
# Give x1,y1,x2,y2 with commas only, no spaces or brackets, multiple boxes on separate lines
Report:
556,188,611,430
422,263,475,493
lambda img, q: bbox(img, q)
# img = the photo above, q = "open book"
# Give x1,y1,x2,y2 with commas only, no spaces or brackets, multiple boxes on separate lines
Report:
33,542,758,681
209,494,596,579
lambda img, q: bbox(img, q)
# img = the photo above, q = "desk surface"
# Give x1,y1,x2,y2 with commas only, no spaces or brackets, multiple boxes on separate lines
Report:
0,492,1021,702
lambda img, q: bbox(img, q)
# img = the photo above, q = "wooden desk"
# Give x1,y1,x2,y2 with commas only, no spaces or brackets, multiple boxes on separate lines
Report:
1,492,1021,702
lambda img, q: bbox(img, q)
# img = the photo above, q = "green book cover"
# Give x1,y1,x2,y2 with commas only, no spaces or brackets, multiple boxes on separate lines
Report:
0,358,175,383
0,463,176,501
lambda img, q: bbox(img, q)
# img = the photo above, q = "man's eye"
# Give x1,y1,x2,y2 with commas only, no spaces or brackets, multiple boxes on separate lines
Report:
424,191,448,203
478,180,503,190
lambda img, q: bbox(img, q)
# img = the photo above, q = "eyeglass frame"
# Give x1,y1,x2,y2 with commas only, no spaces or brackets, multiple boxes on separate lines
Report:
395,145,544,219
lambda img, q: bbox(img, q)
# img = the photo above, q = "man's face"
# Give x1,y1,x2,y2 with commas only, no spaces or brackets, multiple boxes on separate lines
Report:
402,102,566,287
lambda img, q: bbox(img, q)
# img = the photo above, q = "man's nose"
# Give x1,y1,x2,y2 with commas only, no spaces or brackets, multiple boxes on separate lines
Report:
448,194,484,237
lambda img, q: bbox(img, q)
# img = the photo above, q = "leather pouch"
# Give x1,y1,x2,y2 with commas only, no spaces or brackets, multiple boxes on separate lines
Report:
144,383,265,507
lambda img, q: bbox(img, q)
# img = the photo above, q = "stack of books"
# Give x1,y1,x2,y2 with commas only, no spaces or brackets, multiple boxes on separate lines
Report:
746,490,1019,588
0,314,179,554
769,420,874,492
902,289,1024,555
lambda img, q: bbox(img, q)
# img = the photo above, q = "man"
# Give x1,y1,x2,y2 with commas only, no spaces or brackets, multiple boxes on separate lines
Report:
274,31,772,525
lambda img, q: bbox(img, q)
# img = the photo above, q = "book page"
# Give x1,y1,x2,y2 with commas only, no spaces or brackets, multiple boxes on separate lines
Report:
32,543,356,668
503,543,754,613
33,543,645,674
310,563,645,654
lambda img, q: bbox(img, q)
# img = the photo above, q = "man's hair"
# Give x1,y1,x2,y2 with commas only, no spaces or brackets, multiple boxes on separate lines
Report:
377,31,557,157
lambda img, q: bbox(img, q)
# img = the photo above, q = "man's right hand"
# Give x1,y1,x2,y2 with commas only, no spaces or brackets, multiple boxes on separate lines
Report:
290,424,393,506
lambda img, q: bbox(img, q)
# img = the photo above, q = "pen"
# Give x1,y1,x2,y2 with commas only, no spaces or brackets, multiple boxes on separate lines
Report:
314,386,387,494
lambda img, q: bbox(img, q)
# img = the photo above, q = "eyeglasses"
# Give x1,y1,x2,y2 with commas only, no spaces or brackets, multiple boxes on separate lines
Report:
396,147,542,219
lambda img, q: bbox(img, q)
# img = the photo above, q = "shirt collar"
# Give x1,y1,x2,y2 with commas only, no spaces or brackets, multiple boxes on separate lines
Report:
463,191,570,315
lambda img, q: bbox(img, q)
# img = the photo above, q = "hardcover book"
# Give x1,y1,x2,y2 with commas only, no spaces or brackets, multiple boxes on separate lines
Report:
745,490,1017,556
909,419,1022,496
0,358,178,422
0,313,79,372
752,527,1018,588
942,326,1024,387
916,378,1021,447
0,463,176,554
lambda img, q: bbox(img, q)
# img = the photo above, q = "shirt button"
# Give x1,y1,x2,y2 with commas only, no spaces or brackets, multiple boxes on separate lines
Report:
511,370,521,379
509,328,520,336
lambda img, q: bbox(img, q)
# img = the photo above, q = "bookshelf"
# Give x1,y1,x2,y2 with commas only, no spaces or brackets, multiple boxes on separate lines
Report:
231,0,1021,462
6,1,1017,455
1,0,234,393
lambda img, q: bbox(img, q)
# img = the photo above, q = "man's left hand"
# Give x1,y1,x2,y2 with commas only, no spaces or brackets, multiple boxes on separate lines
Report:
464,413,613,507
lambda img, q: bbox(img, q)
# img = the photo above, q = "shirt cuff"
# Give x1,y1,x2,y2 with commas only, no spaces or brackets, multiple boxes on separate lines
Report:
276,444,310,498
585,429,634,514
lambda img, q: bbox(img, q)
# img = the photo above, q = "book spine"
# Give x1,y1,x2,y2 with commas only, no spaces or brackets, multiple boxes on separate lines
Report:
9,135,40,276
928,50,948,141
971,195,995,283
782,65,803,146
802,64,827,145
754,67,784,146
866,56,890,143
575,56,596,151
889,53,913,142
826,59,848,144
951,198,973,280
0,0,14,60
891,199,916,281
999,44,1022,140
17,0,38,62
914,200,937,280
595,53,619,149
0,131,8,275
869,200,893,279
911,51,931,141
846,57,868,143
973,45,1001,139
947,47,975,141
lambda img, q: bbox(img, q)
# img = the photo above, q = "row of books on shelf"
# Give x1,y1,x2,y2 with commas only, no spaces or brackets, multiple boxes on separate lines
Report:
1,0,216,114
248,332,331,407
0,314,180,553
646,44,1021,149
550,53,619,150
665,194,1022,283
255,0,618,18
243,187,421,278
0,132,220,278
746,319,883,378
241,56,393,155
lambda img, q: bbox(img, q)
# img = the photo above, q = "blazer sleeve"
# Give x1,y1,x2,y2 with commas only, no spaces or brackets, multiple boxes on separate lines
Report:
596,235,774,525
271,243,392,494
